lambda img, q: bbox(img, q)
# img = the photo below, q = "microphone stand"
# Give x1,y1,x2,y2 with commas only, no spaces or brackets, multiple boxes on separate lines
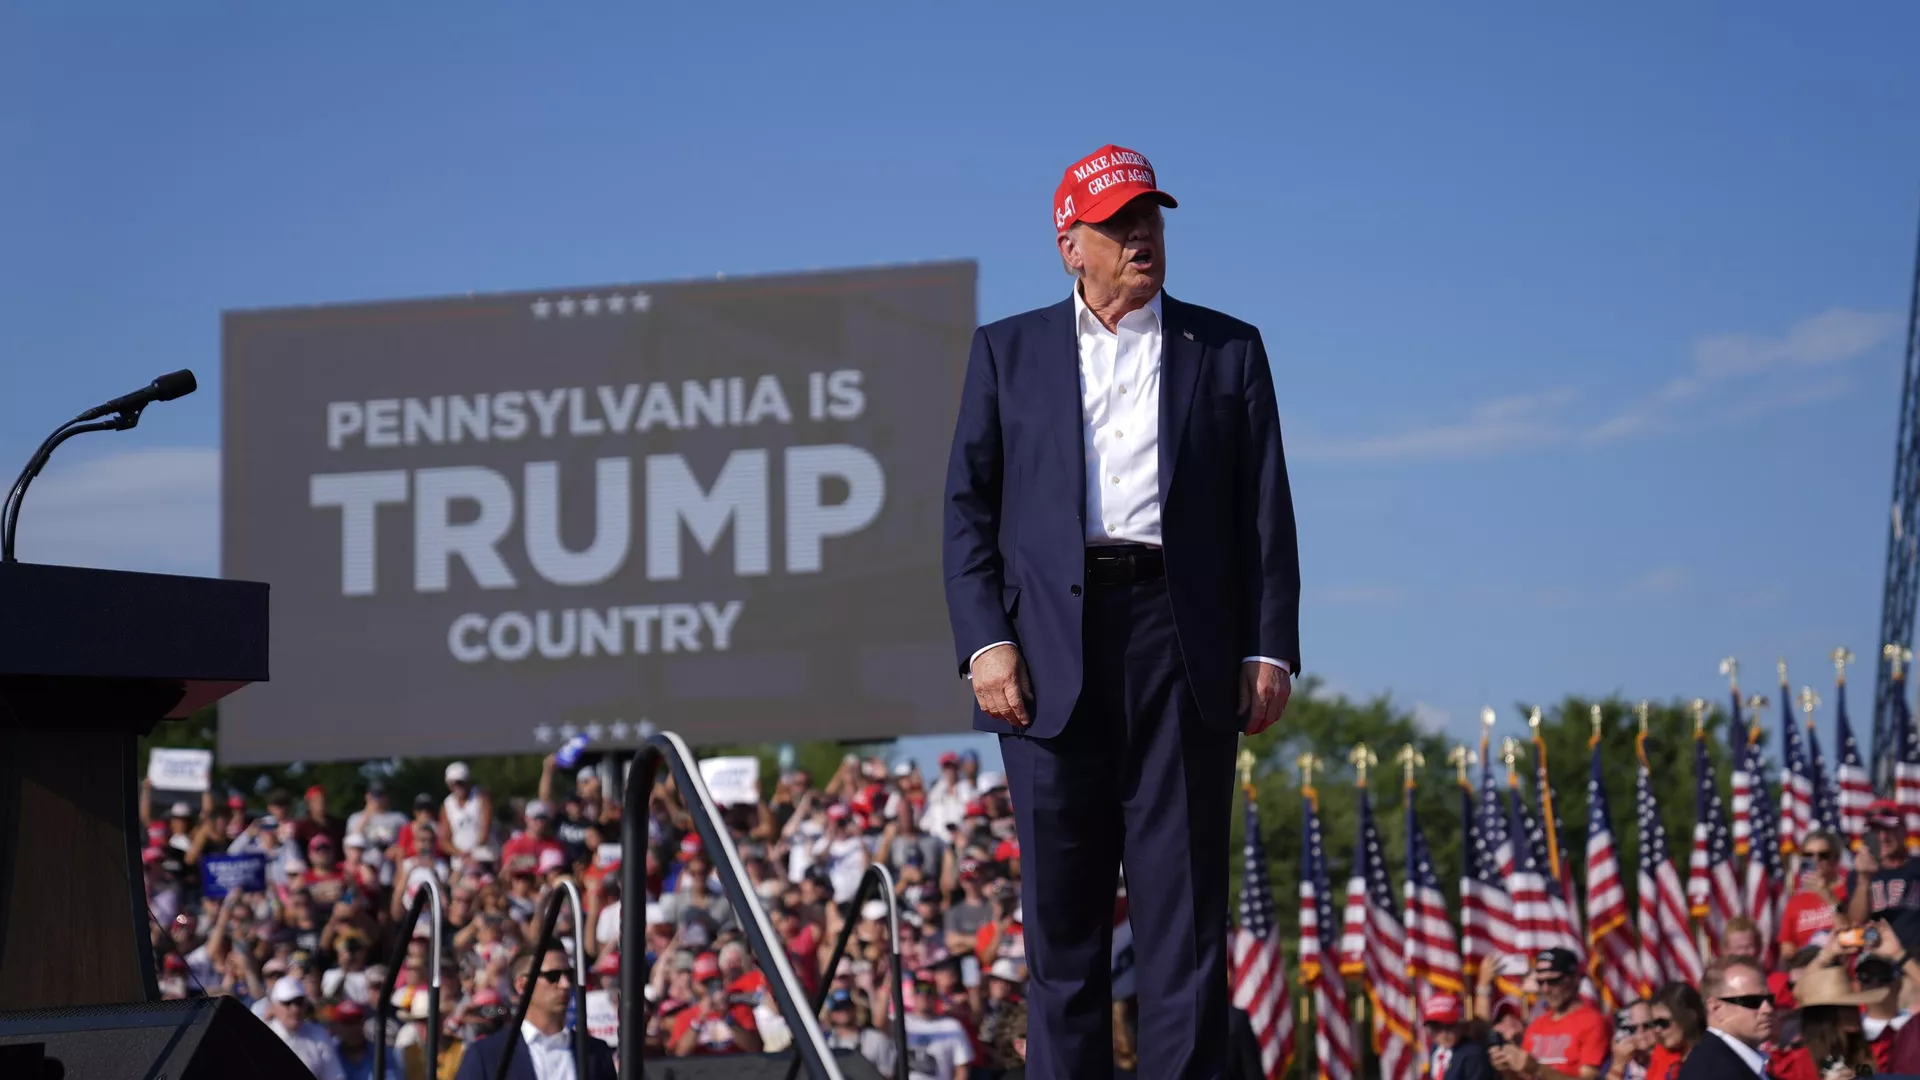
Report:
1,408,144,564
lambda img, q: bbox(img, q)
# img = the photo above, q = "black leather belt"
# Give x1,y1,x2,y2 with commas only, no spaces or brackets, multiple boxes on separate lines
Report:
1085,543,1165,586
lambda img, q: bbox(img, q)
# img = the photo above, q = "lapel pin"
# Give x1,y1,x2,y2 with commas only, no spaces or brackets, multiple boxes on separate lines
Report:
1182,330,1194,341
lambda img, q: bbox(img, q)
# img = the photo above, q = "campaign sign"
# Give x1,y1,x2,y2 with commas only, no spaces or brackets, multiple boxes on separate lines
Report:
698,756,761,807
148,748,213,792
200,853,267,898
585,989,618,1048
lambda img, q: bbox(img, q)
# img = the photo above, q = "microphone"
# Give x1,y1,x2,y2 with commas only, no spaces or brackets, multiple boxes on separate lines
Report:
75,369,198,422
1,369,200,563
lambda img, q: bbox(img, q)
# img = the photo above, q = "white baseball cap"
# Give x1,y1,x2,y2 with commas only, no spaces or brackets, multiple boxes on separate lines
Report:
860,899,888,922
444,762,471,784
977,771,1005,792
270,975,309,1004
525,799,552,819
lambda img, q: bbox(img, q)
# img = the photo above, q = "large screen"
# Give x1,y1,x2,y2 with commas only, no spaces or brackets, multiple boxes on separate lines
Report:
220,262,976,764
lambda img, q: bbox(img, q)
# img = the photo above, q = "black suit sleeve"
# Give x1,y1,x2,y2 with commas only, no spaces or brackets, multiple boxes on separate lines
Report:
451,1037,490,1080
1236,330,1302,670
942,326,1015,673
1452,1042,1495,1080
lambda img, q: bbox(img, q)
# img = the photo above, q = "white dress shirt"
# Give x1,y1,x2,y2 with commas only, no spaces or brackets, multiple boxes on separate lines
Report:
520,1020,576,1080
966,287,1288,677
1704,1027,1768,1077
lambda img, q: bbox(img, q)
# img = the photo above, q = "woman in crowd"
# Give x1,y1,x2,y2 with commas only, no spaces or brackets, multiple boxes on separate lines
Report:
1645,982,1703,1080
1769,962,1887,1080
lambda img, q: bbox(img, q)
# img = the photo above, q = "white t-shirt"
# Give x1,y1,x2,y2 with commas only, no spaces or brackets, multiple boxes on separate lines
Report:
596,900,621,951
322,966,373,1005
818,835,869,904
786,819,824,882
442,792,485,853
269,1017,347,1080
904,1013,973,1080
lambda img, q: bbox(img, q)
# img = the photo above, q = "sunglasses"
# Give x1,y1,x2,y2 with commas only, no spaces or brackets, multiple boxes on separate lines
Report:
1717,993,1773,1011
1805,848,1837,862
1616,1023,1642,1034
1535,974,1568,986
533,968,574,985
1647,1018,1673,1031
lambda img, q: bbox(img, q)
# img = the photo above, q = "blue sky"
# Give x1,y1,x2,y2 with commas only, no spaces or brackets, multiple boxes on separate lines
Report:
4,3,1918,770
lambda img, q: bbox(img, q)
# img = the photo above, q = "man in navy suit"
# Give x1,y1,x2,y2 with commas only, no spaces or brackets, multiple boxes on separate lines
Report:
943,144,1301,1080
453,945,615,1080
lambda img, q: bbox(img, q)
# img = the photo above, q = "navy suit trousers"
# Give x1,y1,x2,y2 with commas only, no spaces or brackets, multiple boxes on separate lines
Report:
1000,575,1239,1080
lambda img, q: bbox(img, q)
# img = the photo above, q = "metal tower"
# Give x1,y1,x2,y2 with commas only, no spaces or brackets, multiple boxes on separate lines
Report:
1874,213,1920,782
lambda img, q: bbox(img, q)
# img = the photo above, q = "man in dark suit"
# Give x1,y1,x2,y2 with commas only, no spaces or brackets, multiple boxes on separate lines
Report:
943,144,1301,1080
453,945,615,1080
1676,956,1773,1079
1420,995,1491,1080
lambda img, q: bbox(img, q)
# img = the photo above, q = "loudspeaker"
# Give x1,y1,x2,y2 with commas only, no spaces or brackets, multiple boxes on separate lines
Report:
0,995,315,1079
641,1048,884,1079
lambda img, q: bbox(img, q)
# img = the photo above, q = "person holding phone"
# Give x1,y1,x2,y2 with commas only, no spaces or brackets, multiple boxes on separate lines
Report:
1603,1000,1655,1080
1489,949,1612,1080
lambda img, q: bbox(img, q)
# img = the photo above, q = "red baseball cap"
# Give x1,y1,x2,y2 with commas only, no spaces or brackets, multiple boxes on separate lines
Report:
333,1000,367,1022
306,785,326,799
1052,144,1176,233
680,833,703,856
1869,798,1904,828
693,953,721,982
1421,994,1462,1025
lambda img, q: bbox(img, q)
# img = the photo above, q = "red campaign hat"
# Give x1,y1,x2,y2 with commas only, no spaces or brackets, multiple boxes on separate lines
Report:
850,790,875,816
965,800,986,818
1869,798,1904,827
826,803,850,821
1422,994,1463,1025
1052,144,1176,233
333,1000,367,1022
472,988,502,1007
305,785,326,799
163,953,188,971
593,951,621,975
693,953,721,982
147,822,167,845
939,752,960,767
1767,970,1795,1011
680,834,703,855
995,839,1021,861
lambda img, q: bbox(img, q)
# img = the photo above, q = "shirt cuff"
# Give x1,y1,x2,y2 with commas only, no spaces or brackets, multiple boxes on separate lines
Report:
1242,656,1292,675
966,641,1017,678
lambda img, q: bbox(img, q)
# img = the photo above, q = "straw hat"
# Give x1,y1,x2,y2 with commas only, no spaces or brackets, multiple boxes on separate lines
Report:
1793,964,1891,1008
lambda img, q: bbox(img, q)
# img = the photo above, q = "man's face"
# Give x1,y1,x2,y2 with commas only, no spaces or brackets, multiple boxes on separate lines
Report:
307,791,326,816
1707,965,1775,1045
1424,1021,1458,1049
334,1017,366,1050
1537,968,1579,1010
828,1004,854,1029
1879,825,1907,861
522,950,574,1015
277,997,311,1026
1724,929,1760,959
528,813,551,838
1060,197,1166,303
914,984,938,1018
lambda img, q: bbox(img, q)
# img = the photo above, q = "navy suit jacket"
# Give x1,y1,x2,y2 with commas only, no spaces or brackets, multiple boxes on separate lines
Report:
450,1025,617,1080
943,293,1300,738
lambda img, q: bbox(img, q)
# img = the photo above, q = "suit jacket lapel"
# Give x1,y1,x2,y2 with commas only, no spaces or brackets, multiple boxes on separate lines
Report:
1158,293,1203,507
1042,298,1087,530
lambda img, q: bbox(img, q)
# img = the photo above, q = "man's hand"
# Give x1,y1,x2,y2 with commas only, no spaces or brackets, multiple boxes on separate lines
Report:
1857,843,1882,876
1488,1045,1534,1075
1238,661,1291,735
971,644,1032,727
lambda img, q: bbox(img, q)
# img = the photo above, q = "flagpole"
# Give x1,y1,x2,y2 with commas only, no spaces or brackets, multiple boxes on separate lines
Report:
1347,743,1376,1080
1634,700,1655,996
1297,752,1319,1080
1691,697,1713,964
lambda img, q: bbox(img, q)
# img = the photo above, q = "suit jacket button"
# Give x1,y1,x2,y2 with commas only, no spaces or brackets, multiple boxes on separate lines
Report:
1070,585,1082,597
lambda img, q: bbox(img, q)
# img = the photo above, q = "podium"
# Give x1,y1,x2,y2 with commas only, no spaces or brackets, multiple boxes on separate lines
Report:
0,561,267,1010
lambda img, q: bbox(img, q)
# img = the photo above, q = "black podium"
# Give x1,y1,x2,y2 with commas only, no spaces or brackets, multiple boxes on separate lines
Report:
0,561,267,1010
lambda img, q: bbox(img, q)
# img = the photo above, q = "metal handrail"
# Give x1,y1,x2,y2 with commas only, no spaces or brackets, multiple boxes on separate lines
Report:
496,879,589,1080
621,731,844,1080
374,872,442,1080
786,863,907,1080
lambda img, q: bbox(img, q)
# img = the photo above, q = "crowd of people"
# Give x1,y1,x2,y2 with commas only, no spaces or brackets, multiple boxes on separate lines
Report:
142,748,1059,1080
1413,799,1920,1080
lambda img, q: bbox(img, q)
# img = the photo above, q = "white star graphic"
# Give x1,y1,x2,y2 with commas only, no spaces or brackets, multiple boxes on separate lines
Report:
631,292,652,313
531,298,553,319
584,722,605,741
609,720,631,740
533,724,555,744
558,722,579,740
605,294,627,314
581,295,602,315
557,297,577,317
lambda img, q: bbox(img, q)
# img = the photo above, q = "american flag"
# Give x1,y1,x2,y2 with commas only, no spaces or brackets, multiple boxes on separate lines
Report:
1895,671,1920,856
1584,735,1640,1009
1458,750,1514,984
1689,726,1743,948
1232,789,1294,1080
1635,729,1703,989
1836,675,1873,849
1806,706,1843,838
1779,687,1816,858
1300,785,1357,1080
1340,791,1415,1080
1534,731,1582,937
1404,789,1463,995
1739,720,1786,964
1500,780,1582,958
1730,691,1755,862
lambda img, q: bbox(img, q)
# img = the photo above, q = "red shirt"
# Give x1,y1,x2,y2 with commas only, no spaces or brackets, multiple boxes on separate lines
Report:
1644,1044,1684,1080
669,1002,757,1054
1779,878,1847,953
1521,1004,1611,1071
500,834,563,877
